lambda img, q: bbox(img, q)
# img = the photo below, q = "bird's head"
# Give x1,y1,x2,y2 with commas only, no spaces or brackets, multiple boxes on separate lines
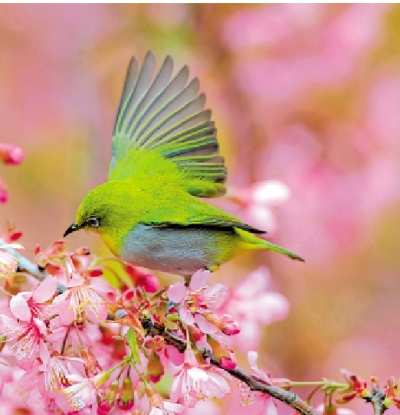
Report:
63,181,135,238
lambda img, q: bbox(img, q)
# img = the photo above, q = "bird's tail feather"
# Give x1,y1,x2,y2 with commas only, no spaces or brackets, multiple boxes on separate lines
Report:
235,228,304,262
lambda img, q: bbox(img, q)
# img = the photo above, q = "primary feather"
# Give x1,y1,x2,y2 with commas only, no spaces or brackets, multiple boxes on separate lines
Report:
110,51,226,198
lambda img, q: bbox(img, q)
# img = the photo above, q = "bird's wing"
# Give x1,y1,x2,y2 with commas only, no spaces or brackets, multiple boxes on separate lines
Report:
146,218,265,234
141,194,265,234
109,51,226,198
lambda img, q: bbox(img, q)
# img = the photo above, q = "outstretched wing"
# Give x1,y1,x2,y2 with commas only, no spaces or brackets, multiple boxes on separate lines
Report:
109,51,227,197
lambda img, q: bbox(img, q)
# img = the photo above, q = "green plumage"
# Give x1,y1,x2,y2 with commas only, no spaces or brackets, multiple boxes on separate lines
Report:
64,51,304,276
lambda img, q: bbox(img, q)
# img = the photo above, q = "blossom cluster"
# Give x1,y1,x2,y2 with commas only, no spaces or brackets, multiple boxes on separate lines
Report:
0,226,288,415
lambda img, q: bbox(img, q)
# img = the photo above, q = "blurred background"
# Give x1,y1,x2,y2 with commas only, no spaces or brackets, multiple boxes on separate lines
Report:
1,4,400,413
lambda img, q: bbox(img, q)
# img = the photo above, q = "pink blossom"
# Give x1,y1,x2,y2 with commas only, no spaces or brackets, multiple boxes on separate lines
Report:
228,180,290,233
148,400,186,415
187,400,220,415
10,275,57,321
52,272,108,325
137,388,186,415
170,349,230,408
315,404,357,415
168,270,237,335
1,314,48,369
62,371,111,411
240,351,277,415
38,350,77,393
223,267,289,352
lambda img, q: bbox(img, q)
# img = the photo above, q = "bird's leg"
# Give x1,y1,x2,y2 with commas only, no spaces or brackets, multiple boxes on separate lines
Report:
184,264,220,287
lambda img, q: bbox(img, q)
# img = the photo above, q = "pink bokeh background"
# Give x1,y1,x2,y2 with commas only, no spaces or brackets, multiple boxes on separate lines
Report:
1,4,400,413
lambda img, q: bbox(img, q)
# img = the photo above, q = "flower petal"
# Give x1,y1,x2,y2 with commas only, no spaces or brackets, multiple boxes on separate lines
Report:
195,314,218,334
167,282,186,303
10,293,31,321
179,306,194,326
247,351,259,370
189,269,210,291
255,293,289,324
235,267,270,299
33,276,57,303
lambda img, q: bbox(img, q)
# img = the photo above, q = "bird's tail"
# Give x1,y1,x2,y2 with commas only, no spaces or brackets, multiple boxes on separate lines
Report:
235,228,304,262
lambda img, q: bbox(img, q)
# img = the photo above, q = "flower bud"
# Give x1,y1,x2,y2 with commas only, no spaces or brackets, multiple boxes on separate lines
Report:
99,379,119,412
207,336,237,370
117,377,134,410
204,313,240,335
147,350,164,383
81,346,101,375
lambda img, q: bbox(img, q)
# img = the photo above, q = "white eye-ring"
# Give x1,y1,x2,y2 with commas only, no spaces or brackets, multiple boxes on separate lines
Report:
86,217,100,228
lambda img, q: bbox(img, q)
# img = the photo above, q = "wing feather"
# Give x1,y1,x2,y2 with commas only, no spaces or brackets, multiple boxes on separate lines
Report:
110,52,227,197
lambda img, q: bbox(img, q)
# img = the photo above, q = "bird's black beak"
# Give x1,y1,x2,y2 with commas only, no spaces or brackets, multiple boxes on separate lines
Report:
63,222,81,237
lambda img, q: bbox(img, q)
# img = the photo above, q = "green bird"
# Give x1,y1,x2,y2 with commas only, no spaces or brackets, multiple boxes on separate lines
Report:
64,51,304,277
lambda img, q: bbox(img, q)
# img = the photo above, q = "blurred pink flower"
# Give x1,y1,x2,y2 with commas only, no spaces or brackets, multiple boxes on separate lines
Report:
315,404,357,415
228,180,290,233
221,3,389,139
170,349,230,408
0,143,24,203
223,267,289,352
0,143,24,165
0,179,8,203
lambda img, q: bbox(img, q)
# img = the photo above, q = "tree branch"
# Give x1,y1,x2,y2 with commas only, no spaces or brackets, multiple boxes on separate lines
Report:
144,319,319,415
0,242,326,415
369,387,388,415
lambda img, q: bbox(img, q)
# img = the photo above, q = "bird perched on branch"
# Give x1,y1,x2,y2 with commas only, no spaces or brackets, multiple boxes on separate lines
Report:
64,51,304,277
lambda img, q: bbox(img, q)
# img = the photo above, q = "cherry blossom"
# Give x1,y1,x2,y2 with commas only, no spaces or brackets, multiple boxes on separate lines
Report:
167,270,238,335
52,272,108,325
227,180,291,233
315,404,357,415
223,267,289,352
240,351,277,415
9,275,57,320
170,349,230,408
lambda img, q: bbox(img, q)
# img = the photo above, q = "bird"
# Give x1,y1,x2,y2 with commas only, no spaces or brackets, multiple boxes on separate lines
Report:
64,51,304,278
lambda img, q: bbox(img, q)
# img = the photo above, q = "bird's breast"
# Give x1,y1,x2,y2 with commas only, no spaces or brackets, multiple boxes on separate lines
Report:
119,224,237,276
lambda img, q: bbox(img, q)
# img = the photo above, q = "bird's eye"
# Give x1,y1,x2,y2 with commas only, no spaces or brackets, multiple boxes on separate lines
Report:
86,217,100,228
